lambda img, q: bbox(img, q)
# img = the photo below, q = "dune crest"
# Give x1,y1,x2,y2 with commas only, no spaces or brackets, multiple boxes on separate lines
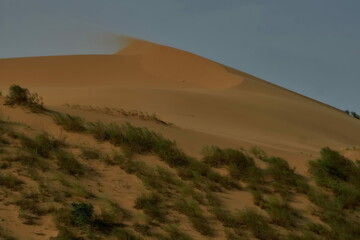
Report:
116,38,244,88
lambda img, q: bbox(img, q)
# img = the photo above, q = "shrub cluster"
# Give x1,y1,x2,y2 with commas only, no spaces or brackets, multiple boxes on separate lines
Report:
202,146,260,182
174,198,214,236
345,110,360,120
4,85,45,112
309,147,360,208
56,150,86,177
134,192,166,222
55,114,238,190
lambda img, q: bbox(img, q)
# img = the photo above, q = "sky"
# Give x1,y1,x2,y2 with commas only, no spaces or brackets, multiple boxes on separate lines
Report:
1,0,359,113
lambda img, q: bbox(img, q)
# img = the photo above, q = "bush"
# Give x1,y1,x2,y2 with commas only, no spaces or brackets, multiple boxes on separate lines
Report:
174,198,214,236
0,226,17,240
134,192,165,222
345,110,360,120
121,123,161,153
10,152,48,171
4,85,45,112
70,202,94,226
250,146,267,160
238,208,278,240
0,173,23,190
50,227,78,240
18,133,62,158
87,122,122,143
202,146,254,168
265,198,299,228
163,225,193,240
52,113,86,132
56,150,85,176
202,146,259,181
309,148,359,184
80,148,101,160
309,147,360,208
265,157,297,185
155,139,190,167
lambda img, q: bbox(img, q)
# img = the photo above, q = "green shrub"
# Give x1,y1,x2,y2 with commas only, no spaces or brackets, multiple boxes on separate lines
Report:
18,133,62,158
111,228,143,240
174,198,214,236
80,148,101,160
50,227,78,240
238,208,278,240
87,122,122,143
251,191,267,209
307,223,331,236
265,157,298,185
10,152,48,171
202,146,260,182
225,230,244,240
121,123,161,153
155,139,190,167
266,198,299,228
52,113,86,132
345,110,360,120
70,202,94,226
309,147,360,208
250,146,267,160
4,85,45,113
202,146,254,169
0,173,23,190
162,225,193,240
56,150,85,176
15,192,44,215
134,192,165,222
0,226,17,240
88,122,161,154
309,148,359,184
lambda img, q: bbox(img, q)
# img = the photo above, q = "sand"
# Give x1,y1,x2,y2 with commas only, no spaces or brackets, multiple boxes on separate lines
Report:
1,39,359,166
1,37,360,239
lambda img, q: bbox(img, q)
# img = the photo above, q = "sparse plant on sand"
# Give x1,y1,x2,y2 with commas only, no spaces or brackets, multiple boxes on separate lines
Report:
52,112,86,132
135,192,166,222
309,147,360,208
174,198,214,236
56,150,86,176
0,173,23,191
4,85,45,112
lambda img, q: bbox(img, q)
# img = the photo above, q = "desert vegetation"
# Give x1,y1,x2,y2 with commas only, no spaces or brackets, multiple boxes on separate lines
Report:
0,85,360,240
3,84,45,113
345,110,360,120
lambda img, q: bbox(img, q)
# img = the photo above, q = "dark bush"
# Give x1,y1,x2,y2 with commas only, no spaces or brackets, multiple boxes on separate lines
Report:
71,202,94,226
134,192,165,222
238,208,278,240
4,85,45,112
52,113,86,132
56,150,85,176
309,147,360,208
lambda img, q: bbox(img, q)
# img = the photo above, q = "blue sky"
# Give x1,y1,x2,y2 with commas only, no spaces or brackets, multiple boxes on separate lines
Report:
1,0,359,112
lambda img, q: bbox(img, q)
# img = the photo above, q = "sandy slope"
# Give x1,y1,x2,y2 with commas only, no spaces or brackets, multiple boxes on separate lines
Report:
1,38,360,170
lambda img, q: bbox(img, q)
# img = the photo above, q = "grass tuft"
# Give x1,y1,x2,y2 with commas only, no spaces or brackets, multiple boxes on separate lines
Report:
52,112,86,132
134,192,166,222
0,173,23,191
56,150,86,176
174,198,214,236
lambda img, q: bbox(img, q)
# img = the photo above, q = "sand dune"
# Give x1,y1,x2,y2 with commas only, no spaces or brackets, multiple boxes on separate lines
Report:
1,38,359,164
1,38,360,240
